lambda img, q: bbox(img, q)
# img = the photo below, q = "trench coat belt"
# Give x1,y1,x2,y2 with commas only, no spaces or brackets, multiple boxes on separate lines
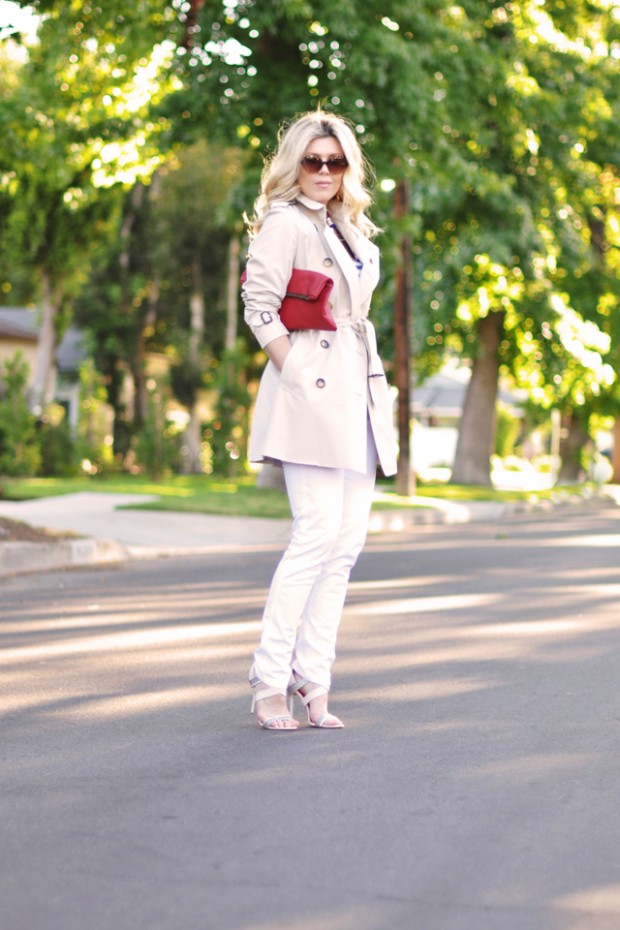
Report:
338,319,385,407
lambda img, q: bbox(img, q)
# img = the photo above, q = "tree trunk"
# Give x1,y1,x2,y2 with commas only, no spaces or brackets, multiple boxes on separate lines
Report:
131,344,149,431
557,410,589,484
119,184,149,433
183,406,203,473
28,267,58,414
225,233,240,352
113,183,145,452
180,0,206,49
132,267,160,433
611,419,620,483
450,311,504,486
393,179,414,496
181,255,206,473
221,231,250,475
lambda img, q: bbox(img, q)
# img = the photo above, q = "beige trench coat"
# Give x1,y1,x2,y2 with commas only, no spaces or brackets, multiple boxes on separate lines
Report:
242,195,397,477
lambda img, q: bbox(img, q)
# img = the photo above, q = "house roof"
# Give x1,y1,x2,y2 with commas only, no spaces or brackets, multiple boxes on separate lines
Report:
0,307,87,372
413,364,525,416
0,319,37,341
412,371,469,416
0,307,42,335
0,308,38,341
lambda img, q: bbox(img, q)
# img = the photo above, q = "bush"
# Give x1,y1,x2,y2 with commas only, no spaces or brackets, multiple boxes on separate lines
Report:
0,353,41,476
75,360,115,474
37,405,80,477
206,341,251,476
133,378,182,478
495,403,521,458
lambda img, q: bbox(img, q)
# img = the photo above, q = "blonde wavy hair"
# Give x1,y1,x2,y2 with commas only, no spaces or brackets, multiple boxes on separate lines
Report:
247,111,379,239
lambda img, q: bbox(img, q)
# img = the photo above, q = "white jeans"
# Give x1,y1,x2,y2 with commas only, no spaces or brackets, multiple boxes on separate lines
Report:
252,424,377,692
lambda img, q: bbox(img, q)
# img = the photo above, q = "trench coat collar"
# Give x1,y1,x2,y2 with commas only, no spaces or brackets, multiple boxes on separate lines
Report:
296,193,327,214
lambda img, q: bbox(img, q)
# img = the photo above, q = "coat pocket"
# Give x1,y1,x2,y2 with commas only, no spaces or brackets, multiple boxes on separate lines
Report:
279,333,308,384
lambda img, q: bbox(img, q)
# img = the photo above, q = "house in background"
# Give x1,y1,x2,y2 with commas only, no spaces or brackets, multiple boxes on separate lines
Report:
411,360,526,475
0,307,87,428
0,307,197,440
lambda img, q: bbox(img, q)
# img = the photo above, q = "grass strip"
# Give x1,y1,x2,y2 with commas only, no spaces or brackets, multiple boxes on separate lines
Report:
0,474,596,520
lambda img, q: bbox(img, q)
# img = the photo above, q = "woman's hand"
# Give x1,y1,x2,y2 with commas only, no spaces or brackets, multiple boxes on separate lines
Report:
265,334,292,372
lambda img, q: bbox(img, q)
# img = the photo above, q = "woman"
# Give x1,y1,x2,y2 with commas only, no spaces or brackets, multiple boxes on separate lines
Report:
242,111,397,730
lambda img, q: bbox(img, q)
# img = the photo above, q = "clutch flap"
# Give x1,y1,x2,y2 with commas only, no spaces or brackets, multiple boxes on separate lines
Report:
286,268,334,301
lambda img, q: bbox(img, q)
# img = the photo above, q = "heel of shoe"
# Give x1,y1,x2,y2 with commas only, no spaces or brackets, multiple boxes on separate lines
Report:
289,675,344,729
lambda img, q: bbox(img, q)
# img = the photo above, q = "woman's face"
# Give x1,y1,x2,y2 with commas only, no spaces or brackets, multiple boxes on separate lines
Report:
297,136,346,205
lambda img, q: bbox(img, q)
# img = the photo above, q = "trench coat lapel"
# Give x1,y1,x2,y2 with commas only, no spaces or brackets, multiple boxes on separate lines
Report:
351,232,380,309
324,202,379,315
297,196,379,316
323,222,363,313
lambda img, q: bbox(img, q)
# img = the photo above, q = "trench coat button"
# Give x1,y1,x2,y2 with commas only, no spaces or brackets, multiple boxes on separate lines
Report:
316,378,326,389
322,258,333,268
320,339,330,349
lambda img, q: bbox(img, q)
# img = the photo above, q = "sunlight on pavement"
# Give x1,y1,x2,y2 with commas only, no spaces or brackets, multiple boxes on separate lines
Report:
44,684,240,720
470,615,620,637
0,619,262,664
354,676,496,703
2,590,267,635
350,575,456,592
353,592,501,615
555,885,620,913
1,682,239,717
550,534,620,547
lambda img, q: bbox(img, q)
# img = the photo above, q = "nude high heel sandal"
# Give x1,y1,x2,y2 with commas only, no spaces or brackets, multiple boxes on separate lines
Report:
249,669,299,731
288,675,344,729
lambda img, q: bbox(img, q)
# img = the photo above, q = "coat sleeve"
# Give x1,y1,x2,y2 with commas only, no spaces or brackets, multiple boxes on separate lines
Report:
242,205,298,349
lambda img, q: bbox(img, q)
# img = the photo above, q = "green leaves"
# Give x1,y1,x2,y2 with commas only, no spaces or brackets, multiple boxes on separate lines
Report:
2,0,619,467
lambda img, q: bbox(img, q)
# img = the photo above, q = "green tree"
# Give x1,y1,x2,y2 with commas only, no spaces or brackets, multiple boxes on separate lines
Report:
0,1,180,412
74,141,245,469
165,0,460,489
408,0,620,484
171,0,619,486
5,0,619,489
150,140,245,472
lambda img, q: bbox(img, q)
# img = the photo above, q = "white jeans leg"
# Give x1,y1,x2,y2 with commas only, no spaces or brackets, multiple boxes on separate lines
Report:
252,462,343,691
293,431,377,688
252,424,377,692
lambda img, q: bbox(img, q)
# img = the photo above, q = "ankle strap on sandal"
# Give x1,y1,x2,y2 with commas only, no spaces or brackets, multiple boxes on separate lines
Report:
289,677,328,706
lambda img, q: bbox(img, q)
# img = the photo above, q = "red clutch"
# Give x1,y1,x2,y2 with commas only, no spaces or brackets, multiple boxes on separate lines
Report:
280,269,336,331
242,268,337,331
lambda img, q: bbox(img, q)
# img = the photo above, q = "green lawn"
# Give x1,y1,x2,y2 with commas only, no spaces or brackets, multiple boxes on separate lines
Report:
0,475,294,519
0,473,595,520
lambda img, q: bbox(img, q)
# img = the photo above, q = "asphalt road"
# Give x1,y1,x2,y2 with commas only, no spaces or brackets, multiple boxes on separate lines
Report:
2,501,620,930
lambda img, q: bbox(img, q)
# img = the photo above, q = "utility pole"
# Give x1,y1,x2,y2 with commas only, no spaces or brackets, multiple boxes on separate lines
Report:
393,178,414,496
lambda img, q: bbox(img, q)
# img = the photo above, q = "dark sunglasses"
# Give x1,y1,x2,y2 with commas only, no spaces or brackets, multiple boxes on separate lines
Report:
300,155,349,175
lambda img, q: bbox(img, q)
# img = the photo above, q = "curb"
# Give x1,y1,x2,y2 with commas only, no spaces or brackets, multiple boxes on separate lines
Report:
0,537,128,579
367,489,610,533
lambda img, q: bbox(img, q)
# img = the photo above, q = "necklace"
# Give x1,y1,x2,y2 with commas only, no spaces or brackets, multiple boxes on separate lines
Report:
327,213,363,274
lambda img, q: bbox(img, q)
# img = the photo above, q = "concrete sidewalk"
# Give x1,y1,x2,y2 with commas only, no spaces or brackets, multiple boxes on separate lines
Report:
0,492,293,577
0,486,614,578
